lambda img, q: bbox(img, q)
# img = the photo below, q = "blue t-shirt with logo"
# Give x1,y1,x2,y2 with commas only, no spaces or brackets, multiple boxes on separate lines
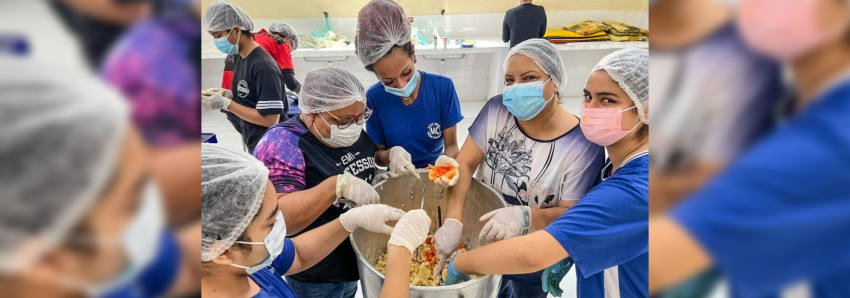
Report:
366,71,464,168
251,238,297,298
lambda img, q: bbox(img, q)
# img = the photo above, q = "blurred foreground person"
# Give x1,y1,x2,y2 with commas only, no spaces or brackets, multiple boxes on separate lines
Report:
650,0,850,297
0,60,198,297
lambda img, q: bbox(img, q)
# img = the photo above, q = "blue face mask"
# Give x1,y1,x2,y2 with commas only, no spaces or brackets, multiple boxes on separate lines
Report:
214,30,239,56
502,78,555,121
384,70,420,97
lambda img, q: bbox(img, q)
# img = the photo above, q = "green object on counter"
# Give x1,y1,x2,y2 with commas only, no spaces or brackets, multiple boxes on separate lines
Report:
311,12,332,38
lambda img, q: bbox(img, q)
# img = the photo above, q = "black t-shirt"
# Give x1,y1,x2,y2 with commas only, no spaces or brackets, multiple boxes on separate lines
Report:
252,115,377,283
225,46,287,153
502,3,547,48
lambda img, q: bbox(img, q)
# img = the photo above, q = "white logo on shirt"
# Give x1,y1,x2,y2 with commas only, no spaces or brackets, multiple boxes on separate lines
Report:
237,80,249,98
427,123,442,139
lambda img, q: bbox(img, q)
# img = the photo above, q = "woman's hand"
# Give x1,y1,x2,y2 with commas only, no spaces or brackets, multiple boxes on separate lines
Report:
432,218,463,278
339,204,406,234
388,209,432,253
433,155,460,188
443,254,471,285
478,206,532,241
382,146,419,180
201,89,232,112
336,173,380,206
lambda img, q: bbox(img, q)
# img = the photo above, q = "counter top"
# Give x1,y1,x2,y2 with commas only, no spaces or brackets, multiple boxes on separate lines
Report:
201,38,648,60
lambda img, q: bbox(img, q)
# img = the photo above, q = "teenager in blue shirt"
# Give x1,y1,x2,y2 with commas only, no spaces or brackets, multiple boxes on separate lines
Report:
443,48,650,298
355,0,464,179
650,0,850,297
201,144,431,298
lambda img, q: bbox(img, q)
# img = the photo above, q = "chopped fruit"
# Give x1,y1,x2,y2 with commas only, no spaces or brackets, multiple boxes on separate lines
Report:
426,164,457,181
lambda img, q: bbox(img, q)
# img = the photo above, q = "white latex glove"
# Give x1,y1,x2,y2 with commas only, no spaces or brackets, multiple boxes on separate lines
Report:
201,90,232,112
381,146,418,180
336,173,380,206
433,155,460,188
339,204,406,234
432,218,463,277
478,206,532,241
388,210,432,254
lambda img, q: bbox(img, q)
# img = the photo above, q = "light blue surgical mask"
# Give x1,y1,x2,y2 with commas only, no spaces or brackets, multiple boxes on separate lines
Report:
232,211,287,274
384,70,420,98
502,78,555,121
215,30,240,56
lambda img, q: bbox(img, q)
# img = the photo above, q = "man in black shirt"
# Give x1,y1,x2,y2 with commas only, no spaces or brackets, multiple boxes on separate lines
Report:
502,0,548,48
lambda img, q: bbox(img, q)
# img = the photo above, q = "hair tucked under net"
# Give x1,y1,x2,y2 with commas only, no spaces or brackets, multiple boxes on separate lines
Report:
269,22,300,51
201,144,269,262
298,66,366,114
204,1,254,32
0,60,128,273
504,39,569,99
590,47,649,124
355,0,412,66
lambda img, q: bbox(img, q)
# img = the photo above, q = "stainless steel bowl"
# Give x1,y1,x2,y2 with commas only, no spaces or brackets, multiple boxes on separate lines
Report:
350,170,507,298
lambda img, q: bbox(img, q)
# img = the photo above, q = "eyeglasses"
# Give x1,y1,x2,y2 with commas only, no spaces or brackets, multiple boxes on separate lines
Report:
325,107,372,129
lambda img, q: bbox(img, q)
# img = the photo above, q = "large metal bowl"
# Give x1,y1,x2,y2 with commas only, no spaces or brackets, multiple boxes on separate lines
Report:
350,170,507,298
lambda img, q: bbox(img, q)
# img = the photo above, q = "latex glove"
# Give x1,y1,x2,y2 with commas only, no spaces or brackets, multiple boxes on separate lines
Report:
381,146,419,180
432,218,463,278
443,255,471,285
205,87,233,99
201,90,232,112
339,204,405,234
388,210,431,254
541,257,574,297
336,173,380,206
433,155,460,188
478,206,532,241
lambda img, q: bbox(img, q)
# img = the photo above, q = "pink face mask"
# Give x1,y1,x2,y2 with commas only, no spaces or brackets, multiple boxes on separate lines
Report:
580,104,640,147
737,0,829,61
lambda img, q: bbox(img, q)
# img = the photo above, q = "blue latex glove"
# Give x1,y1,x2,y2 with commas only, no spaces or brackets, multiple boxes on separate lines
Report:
443,255,471,285
541,257,574,297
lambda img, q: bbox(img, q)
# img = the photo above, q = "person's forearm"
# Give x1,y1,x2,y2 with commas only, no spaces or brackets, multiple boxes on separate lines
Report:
375,147,391,167
278,176,338,235
445,160,474,221
443,143,459,159
649,216,712,295
379,245,412,298
529,206,568,230
287,219,350,274
228,102,280,127
454,231,567,275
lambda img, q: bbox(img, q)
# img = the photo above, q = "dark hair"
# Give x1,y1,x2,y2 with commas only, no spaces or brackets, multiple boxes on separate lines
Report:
226,28,254,39
635,123,648,141
364,42,415,72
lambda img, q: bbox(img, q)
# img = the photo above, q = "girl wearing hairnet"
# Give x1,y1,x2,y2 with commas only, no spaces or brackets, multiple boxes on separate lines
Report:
202,1,286,153
432,39,606,298
354,0,464,181
219,22,301,95
442,47,649,298
251,67,383,297
652,0,850,297
202,144,431,298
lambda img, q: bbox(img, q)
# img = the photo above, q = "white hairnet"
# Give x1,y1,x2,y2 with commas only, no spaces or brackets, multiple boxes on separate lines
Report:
201,144,269,262
504,39,568,99
299,66,366,114
204,1,254,32
0,60,128,273
355,0,411,66
590,47,649,123
269,22,299,51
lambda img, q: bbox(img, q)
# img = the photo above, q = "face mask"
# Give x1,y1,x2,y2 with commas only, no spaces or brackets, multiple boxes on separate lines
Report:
384,70,420,98
214,30,240,56
63,182,166,297
231,211,287,274
502,78,555,121
737,0,835,61
314,113,362,148
580,104,641,146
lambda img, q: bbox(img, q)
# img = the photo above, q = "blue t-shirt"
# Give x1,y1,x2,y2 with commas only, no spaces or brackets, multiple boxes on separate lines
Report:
250,238,298,298
544,153,649,298
671,78,850,298
103,231,181,298
365,71,464,168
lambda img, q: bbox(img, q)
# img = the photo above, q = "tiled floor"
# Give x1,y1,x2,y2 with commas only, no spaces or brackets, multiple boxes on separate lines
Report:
202,99,582,298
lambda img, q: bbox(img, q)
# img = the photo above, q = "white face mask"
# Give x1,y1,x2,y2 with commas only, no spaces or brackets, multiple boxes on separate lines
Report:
231,211,287,274
314,113,362,148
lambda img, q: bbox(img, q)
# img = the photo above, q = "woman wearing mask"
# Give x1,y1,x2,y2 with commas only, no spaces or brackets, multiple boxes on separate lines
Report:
651,0,850,297
252,67,381,298
355,0,464,180
432,39,606,298
202,144,431,298
203,1,286,153
443,47,650,298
